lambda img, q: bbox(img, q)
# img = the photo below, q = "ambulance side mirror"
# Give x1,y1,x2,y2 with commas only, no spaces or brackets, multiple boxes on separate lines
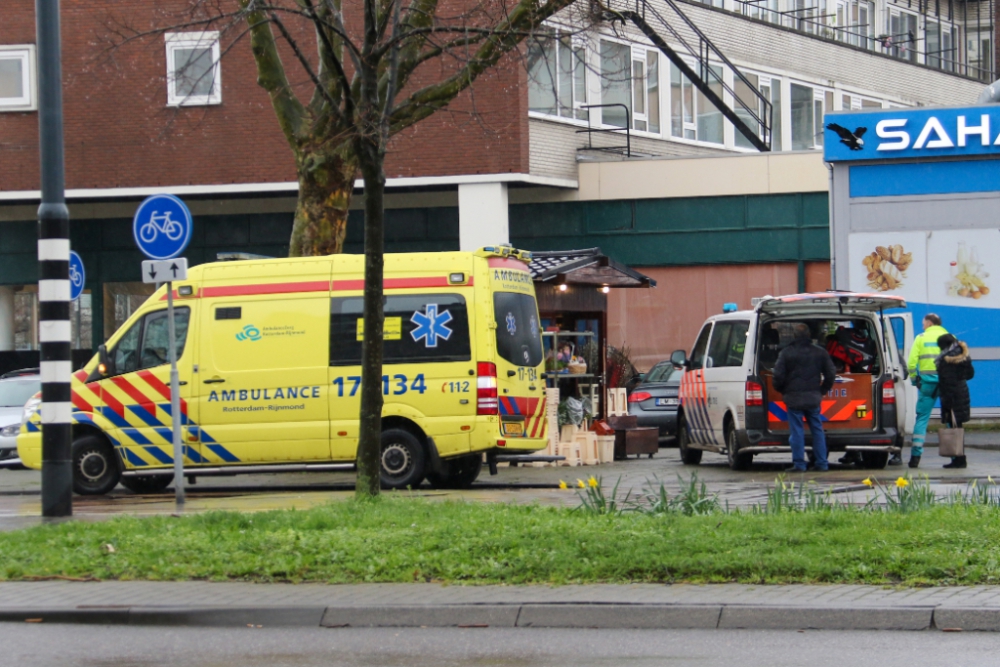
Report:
98,344,112,376
670,349,687,368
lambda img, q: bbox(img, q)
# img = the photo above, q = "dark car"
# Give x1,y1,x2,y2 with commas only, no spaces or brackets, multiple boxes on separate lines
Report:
627,361,682,441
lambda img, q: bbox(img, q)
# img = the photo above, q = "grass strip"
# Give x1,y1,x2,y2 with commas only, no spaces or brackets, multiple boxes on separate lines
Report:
2,498,1000,585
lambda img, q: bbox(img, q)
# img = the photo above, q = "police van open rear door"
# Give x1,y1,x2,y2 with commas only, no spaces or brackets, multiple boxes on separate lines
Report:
885,312,916,436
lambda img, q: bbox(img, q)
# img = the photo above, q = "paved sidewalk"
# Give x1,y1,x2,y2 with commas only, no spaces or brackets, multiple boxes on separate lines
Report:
4,581,1000,631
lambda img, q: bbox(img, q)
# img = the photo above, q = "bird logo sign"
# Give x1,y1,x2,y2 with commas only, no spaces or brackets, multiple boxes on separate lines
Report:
826,123,867,151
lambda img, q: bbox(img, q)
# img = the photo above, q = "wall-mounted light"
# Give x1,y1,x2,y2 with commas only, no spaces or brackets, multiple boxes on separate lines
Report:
601,286,610,294
558,284,568,292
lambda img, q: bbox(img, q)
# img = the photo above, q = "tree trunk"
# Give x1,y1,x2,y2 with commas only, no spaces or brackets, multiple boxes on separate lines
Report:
288,146,358,257
354,146,385,498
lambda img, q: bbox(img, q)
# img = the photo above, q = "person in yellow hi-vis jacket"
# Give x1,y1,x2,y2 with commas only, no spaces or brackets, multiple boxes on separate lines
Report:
901,313,949,469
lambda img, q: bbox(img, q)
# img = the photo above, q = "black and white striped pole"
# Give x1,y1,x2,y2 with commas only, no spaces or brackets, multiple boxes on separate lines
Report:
36,0,73,518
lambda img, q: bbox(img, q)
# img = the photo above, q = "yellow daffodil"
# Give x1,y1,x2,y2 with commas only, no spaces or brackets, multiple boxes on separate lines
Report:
558,480,568,490
862,478,873,487
588,476,599,488
577,479,586,489
895,477,909,488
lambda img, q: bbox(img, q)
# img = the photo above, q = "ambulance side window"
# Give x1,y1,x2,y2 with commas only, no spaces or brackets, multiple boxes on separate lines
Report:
329,294,471,365
111,321,142,376
109,308,190,376
139,309,190,369
689,324,712,371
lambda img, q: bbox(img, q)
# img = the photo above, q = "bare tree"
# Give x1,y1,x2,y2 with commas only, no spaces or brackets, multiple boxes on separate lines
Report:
108,0,582,496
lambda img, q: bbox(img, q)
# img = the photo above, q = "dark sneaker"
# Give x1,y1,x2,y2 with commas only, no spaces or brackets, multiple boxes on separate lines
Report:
888,454,903,466
784,466,807,473
943,456,967,469
908,455,921,469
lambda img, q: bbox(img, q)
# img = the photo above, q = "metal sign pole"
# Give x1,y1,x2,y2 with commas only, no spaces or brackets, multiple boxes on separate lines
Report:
166,281,185,506
36,0,72,518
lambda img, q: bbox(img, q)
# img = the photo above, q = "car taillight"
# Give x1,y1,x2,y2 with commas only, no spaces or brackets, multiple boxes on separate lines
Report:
746,381,763,407
477,361,498,415
882,379,896,404
628,391,652,403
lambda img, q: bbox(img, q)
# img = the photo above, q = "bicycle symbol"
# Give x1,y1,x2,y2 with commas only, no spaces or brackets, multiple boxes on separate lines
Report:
69,263,83,288
140,211,184,244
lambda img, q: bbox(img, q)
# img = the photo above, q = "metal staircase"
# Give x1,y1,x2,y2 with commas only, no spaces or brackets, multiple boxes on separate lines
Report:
601,0,773,152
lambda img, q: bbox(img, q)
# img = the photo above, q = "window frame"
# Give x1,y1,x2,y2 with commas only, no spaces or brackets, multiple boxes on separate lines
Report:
527,29,589,123
0,45,36,112
164,31,222,107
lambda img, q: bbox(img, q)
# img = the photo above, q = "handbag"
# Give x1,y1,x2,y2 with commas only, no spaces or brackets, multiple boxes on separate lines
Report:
938,411,965,458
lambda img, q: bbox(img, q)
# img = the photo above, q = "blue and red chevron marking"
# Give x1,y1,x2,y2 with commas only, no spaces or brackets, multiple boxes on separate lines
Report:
767,402,830,423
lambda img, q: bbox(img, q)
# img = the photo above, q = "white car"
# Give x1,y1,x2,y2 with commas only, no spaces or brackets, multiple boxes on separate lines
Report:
0,369,41,468
674,292,915,471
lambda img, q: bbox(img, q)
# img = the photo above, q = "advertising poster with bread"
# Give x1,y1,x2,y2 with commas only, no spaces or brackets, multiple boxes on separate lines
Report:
848,231,928,303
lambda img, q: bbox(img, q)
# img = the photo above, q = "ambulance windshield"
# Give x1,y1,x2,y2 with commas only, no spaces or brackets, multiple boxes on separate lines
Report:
493,292,543,368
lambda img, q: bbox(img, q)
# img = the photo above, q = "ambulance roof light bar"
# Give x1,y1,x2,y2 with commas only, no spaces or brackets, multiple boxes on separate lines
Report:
477,245,533,262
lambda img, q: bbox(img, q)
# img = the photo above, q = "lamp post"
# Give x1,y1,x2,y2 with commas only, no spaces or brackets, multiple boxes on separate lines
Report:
36,0,73,518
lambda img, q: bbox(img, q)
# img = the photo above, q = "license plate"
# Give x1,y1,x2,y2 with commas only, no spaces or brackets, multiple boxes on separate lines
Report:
656,398,679,407
501,422,524,437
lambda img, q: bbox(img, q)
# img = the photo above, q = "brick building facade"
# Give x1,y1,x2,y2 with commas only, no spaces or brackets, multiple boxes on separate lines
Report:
0,0,994,368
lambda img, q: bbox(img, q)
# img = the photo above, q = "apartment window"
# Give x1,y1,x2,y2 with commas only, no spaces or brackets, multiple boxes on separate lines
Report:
746,0,781,25
630,50,660,132
926,22,957,71
165,32,221,106
888,11,918,63
0,46,35,111
791,83,831,150
734,74,781,150
600,40,632,128
528,32,587,120
670,62,723,145
967,29,992,80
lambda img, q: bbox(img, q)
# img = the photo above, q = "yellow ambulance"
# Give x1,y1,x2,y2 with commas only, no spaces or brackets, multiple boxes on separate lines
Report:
17,246,549,494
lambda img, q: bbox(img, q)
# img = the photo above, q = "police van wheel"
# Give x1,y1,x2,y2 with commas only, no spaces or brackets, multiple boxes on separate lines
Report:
426,454,482,490
726,426,752,471
380,429,426,490
677,416,702,465
72,435,121,496
861,451,889,469
119,475,173,494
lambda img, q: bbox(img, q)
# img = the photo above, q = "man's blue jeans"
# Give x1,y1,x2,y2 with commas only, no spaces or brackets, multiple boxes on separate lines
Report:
787,406,828,471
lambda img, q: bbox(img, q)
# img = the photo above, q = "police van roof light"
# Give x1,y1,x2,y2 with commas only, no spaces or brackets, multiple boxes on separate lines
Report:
723,302,738,313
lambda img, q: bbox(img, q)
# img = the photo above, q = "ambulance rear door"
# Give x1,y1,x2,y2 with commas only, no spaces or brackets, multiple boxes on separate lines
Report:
488,258,547,444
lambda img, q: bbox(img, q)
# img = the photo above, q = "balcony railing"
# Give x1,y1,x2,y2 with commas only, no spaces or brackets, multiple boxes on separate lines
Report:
730,0,994,81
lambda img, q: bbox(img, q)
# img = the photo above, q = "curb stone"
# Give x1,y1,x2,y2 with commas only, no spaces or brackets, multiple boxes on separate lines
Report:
0,603,989,631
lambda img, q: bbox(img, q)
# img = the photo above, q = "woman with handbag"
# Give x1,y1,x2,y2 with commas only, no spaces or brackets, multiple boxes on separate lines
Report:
935,333,975,469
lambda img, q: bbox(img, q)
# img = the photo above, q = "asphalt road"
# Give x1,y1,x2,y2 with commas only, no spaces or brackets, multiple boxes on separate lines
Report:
1,625,996,667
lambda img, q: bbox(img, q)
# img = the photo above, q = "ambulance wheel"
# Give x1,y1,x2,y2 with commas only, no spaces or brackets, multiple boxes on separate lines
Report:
426,454,482,489
72,435,121,496
677,415,702,465
726,425,752,471
380,429,426,490
861,451,889,469
119,475,173,494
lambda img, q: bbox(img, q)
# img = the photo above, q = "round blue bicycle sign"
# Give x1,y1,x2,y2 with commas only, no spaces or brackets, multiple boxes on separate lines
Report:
132,194,193,260
68,250,85,301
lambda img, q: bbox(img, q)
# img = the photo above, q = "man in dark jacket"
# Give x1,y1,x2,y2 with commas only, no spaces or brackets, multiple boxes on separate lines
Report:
935,333,975,469
773,323,838,472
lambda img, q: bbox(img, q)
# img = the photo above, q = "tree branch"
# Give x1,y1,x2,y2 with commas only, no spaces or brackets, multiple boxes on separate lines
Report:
387,0,576,131
240,0,306,144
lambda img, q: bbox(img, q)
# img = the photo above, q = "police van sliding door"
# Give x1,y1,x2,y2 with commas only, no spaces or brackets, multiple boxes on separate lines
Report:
195,288,331,463
328,292,476,460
